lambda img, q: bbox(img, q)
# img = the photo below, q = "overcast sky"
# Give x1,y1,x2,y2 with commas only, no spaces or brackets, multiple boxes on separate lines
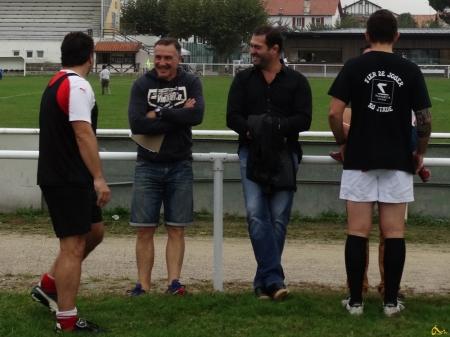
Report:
340,0,436,15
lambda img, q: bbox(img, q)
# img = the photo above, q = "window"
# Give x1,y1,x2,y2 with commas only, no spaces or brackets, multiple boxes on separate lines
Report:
296,17,305,27
13,51,20,56
26,51,33,58
37,51,44,58
314,17,323,24
111,53,134,64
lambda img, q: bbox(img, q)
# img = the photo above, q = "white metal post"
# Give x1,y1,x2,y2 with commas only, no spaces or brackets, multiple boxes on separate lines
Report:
211,153,227,291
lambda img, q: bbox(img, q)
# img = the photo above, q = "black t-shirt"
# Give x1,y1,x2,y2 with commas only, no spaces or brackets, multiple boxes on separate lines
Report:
328,51,431,173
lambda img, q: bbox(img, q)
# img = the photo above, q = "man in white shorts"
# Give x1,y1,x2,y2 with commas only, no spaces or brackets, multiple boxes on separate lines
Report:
328,9,432,317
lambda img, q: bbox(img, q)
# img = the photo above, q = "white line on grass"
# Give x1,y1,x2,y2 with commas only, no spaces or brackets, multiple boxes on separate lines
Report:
0,92,43,99
432,97,444,101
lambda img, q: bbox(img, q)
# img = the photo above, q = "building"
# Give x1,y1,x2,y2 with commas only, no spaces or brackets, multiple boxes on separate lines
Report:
284,28,450,65
0,0,133,65
266,0,343,30
342,0,382,18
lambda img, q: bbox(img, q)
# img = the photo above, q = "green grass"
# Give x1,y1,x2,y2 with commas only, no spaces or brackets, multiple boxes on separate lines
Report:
0,209,449,335
0,291,449,336
1,207,450,244
1,76,449,134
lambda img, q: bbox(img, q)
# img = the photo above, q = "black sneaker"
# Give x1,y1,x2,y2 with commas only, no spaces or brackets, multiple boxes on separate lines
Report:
30,282,58,313
55,317,106,333
254,286,270,300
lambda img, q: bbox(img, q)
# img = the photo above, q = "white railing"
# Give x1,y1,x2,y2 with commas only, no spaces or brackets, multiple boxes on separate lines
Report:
85,63,450,78
1,148,450,291
2,128,450,140
2,128,450,291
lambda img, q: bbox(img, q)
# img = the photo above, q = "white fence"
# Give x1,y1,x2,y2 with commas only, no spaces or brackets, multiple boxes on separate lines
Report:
86,63,450,78
1,129,450,291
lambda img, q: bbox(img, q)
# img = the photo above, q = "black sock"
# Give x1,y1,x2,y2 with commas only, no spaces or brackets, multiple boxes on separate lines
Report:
384,238,406,305
345,235,367,305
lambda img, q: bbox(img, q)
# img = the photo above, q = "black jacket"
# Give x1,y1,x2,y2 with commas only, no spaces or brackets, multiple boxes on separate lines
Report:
246,114,297,194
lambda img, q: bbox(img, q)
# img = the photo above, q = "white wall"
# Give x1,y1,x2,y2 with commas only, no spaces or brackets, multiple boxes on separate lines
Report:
0,134,41,211
1,40,63,64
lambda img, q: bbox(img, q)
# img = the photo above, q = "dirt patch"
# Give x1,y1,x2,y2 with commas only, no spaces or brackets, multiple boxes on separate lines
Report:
1,234,450,296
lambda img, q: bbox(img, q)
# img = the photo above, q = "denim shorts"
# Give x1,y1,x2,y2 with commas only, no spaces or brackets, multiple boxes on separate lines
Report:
130,160,194,227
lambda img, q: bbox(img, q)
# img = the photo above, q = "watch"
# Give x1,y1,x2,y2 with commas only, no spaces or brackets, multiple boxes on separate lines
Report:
154,108,162,119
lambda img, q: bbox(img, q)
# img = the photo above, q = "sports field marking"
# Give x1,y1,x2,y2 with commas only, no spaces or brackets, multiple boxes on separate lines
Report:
0,92,43,99
432,97,444,101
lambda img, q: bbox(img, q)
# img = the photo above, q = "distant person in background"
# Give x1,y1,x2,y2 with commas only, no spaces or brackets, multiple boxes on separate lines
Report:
299,57,306,63
100,65,110,95
283,56,289,65
0,68,3,80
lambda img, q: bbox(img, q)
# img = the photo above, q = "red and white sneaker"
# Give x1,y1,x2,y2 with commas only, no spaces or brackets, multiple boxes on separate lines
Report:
329,151,343,164
418,166,431,183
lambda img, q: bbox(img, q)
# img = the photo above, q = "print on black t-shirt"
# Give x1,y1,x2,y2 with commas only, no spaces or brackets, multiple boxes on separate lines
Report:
371,79,394,107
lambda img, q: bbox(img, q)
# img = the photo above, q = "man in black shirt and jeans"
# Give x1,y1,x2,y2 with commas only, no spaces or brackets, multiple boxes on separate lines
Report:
227,26,312,300
328,10,432,316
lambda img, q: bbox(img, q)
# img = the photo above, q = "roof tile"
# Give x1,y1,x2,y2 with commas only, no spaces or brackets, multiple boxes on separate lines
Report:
266,0,341,16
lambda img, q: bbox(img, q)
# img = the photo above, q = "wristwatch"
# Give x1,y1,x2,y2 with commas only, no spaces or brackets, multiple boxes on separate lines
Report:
154,108,162,119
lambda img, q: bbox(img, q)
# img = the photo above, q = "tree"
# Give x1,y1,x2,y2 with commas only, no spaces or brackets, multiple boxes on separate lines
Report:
333,16,365,29
121,0,173,36
429,0,450,25
397,13,418,28
167,0,204,40
169,0,267,64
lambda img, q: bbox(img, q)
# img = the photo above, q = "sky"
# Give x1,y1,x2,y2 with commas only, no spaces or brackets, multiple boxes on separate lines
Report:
340,0,436,15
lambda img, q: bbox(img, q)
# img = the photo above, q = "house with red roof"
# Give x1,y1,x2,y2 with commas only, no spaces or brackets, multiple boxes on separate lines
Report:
266,0,343,30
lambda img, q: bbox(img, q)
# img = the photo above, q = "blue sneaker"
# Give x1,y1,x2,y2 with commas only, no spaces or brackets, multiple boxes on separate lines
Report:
165,279,186,295
126,283,146,296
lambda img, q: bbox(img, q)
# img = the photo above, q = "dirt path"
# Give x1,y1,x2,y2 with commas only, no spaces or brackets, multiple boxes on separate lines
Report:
1,234,449,295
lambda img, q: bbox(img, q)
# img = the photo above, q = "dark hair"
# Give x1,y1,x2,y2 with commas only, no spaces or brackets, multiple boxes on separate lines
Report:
253,26,283,53
60,32,94,67
102,64,107,69
154,37,181,55
366,9,398,44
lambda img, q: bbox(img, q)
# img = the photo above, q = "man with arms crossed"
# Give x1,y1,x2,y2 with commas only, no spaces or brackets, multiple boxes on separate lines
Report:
31,32,110,332
227,26,312,300
328,10,431,316
127,37,204,296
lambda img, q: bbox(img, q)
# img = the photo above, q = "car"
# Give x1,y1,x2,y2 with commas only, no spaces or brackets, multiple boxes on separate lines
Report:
233,60,252,75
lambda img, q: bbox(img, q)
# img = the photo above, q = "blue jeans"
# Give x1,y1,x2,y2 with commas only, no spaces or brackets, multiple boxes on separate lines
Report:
130,160,194,227
238,146,298,289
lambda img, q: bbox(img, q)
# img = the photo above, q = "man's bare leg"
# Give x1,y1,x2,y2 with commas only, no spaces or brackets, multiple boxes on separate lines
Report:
135,227,156,292
55,234,86,311
166,226,185,284
46,222,105,278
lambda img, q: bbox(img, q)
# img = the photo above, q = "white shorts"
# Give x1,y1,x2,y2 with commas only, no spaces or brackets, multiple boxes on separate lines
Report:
340,169,414,203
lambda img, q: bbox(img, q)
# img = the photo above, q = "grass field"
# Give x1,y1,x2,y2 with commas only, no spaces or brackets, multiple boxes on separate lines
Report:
0,208,450,336
1,75,450,335
1,75,449,134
